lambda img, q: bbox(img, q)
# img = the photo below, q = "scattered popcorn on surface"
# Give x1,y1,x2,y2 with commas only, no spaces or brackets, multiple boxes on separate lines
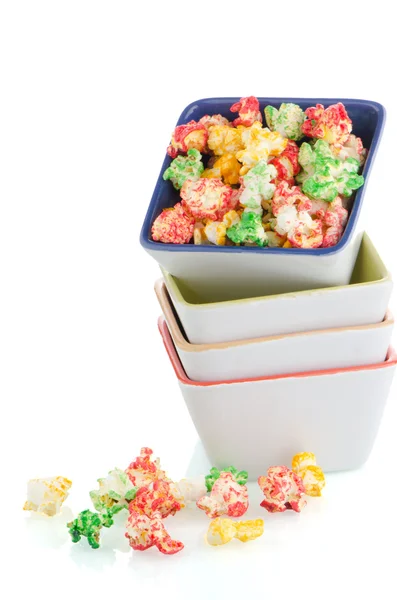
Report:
125,447,168,488
90,468,137,513
176,476,208,504
301,102,352,149
130,479,183,519
205,466,249,492
265,103,305,141
292,452,326,497
197,472,249,518
151,202,195,244
181,178,237,221
258,466,307,513
163,148,204,190
67,506,122,549
206,517,264,546
230,96,262,127
126,509,184,555
167,120,208,158
23,476,72,517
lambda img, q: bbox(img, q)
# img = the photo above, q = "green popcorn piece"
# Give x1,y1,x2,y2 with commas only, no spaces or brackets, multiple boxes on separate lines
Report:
163,148,204,190
227,211,268,247
297,140,364,201
205,466,249,492
90,468,137,513
239,160,277,210
67,509,103,550
264,103,306,141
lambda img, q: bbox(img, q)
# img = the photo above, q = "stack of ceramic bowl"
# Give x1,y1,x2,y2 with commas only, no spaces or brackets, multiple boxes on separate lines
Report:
141,97,396,479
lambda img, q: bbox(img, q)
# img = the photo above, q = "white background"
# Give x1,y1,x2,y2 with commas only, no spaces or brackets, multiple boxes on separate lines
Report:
1,1,397,598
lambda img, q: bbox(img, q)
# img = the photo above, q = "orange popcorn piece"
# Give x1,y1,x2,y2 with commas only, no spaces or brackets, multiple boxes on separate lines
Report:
197,472,249,518
258,466,306,513
201,153,241,185
292,452,326,497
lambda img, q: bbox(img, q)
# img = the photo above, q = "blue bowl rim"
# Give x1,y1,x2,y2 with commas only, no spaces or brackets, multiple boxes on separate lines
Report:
140,97,386,256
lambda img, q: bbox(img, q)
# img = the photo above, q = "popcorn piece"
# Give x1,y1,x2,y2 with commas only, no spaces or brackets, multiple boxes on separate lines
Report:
298,140,364,202
239,161,277,212
227,211,268,246
163,148,204,190
236,122,287,174
193,222,210,245
67,507,122,549
167,120,208,158
230,96,262,127
199,114,231,130
181,178,237,221
176,476,208,504
272,181,312,217
266,230,286,247
258,466,306,513
90,468,137,513
126,509,184,555
130,479,183,519
268,140,300,185
204,210,240,245
301,102,352,149
205,466,249,492
23,476,72,517
151,202,195,244
208,125,245,156
292,452,326,497
264,103,306,141
126,447,168,488
201,153,241,185
287,211,323,249
321,197,348,248
206,517,264,546
197,472,249,518
335,134,367,165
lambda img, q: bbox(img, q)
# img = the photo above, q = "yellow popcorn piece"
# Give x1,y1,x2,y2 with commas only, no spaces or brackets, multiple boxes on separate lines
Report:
202,153,241,185
236,122,287,174
292,452,326,497
208,125,245,156
23,476,72,517
204,210,240,246
206,517,264,546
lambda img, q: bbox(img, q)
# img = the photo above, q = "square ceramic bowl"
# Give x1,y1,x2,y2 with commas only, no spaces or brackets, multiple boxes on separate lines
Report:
141,97,385,301
159,317,397,477
155,280,394,382
161,232,392,344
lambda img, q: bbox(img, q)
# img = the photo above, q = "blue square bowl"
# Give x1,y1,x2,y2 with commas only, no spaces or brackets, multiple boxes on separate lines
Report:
140,98,385,301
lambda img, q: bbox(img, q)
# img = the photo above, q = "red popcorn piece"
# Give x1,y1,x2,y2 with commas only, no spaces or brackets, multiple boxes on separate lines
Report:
126,509,184,555
181,178,238,221
126,447,168,487
321,197,348,248
258,466,306,513
151,202,195,244
301,103,352,149
199,114,231,130
167,120,209,158
269,140,300,185
230,96,262,127
272,181,312,216
197,472,249,518
131,479,183,519
287,214,323,249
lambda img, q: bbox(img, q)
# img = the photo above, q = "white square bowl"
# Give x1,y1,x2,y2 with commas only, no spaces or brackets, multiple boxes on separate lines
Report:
162,232,393,344
156,280,394,382
158,317,397,477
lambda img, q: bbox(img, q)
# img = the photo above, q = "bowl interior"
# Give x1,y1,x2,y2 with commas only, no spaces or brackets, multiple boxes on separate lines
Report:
141,97,385,255
162,232,390,305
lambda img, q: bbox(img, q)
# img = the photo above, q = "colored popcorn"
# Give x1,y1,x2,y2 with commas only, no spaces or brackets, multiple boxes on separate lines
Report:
163,148,204,190
23,476,72,517
130,479,183,519
90,468,137,513
126,509,184,555
151,202,195,244
176,476,208,504
205,466,249,492
180,178,237,221
264,103,305,141
125,447,168,488
206,517,264,546
297,140,364,202
258,466,307,513
227,211,268,247
197,472,249,518
292,452,326,497
158,99,365,248
202,153,241,185
67,506,122,549
230,96,262,127
301,102,352,149
167,120,208,158
236,122,287,174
